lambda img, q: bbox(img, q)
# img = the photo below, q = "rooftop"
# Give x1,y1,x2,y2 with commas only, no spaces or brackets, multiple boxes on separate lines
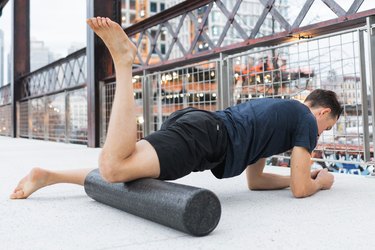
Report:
1,136,375,249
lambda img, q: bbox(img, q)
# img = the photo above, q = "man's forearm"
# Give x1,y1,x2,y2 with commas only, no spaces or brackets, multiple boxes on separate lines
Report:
248,173,290,190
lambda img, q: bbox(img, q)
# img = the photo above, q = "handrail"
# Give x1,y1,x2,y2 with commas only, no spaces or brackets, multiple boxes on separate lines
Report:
21,48,86,79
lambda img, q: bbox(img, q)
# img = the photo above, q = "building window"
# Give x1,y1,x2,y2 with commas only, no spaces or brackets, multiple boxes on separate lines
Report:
130,13,136,23
160,3,165,11
160,44,166,55
150,2,157,13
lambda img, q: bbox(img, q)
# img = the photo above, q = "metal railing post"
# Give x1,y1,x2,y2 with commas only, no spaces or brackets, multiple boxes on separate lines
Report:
26,100,33,139
99,81,104,147
11,0,30,138
44,96,48,140
86,0,115,147
65,90,70,143
218,53,231,109
358,29,371,162
157,74,163,130
142,71,152,137
367,16,375,158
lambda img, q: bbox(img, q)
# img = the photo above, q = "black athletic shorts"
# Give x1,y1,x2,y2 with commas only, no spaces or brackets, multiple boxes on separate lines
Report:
143,107,228,180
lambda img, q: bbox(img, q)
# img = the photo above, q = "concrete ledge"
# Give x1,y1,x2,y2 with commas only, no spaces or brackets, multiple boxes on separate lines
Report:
1,136,375,249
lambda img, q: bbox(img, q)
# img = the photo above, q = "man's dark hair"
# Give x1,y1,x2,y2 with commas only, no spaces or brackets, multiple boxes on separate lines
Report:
304,89,343,119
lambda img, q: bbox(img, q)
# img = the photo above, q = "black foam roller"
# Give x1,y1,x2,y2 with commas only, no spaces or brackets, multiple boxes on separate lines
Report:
84,169,221,236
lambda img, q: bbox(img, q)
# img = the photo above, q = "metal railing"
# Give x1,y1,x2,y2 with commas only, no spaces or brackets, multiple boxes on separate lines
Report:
100,25,374,175
18,49,88,144
124,0,374,74
0,84,11,136
1,0,374,175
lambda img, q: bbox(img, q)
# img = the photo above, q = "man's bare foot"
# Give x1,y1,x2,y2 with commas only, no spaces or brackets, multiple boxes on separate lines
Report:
10,167,50,199
86,17,137,66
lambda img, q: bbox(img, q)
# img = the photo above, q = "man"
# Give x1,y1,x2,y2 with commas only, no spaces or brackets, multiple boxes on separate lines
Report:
10,17,341,200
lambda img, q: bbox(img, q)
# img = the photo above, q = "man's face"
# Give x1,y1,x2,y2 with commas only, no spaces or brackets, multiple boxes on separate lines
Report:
315,109,338,137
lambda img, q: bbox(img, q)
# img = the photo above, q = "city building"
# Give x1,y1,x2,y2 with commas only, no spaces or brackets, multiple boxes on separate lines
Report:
30,39,56,71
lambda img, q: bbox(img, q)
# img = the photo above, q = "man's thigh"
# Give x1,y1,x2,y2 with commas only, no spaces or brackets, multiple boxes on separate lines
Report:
121,139,161,181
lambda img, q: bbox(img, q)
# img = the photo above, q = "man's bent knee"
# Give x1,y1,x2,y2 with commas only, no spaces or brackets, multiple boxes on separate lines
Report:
98,141,161,183
98,150,132,183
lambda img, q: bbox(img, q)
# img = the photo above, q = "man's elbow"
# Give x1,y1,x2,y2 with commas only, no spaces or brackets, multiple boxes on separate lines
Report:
248,183,260,191
291,185,310,198
247,178,263,190
292,190,308,198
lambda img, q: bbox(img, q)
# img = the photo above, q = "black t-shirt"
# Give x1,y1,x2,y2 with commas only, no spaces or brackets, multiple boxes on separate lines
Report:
213,98,318,178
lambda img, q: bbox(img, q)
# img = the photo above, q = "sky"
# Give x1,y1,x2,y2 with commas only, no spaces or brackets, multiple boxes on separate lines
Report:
0,0,86,84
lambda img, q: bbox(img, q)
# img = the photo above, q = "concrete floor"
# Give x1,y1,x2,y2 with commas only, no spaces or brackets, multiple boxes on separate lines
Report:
1,136,375,250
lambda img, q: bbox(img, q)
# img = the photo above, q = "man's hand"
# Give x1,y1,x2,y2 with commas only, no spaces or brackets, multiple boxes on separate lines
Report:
311,169,321,179
315,169,334,190
291,147,333,198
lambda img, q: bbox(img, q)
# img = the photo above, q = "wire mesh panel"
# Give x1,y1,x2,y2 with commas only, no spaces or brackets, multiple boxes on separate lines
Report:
19,89,88,144
0,105,12,136
0,85,12,137
19,101,30,138
100,82,115,147
68,88,88,144
134,76,144,140
227,29,371,175
148,61,219,132
100,79,144,147
47,94,66,142
17,48,87,144
0,85,11,106
30,98,45,139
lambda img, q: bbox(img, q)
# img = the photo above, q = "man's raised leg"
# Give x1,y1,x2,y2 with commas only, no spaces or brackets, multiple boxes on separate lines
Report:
87,17,137,162
87,17,160,182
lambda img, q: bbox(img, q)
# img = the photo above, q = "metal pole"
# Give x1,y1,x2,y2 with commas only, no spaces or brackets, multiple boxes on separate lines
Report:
157,74,162,130
44,96,48,141
16,101,19,137
182,68,188,107
86,0,114,147
142,70,151,137
11,0,30,138
367,16,375,158
28,100,31,138
218,53,231,109
98,81,104,147
65,90,70,143
358,29,370,161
